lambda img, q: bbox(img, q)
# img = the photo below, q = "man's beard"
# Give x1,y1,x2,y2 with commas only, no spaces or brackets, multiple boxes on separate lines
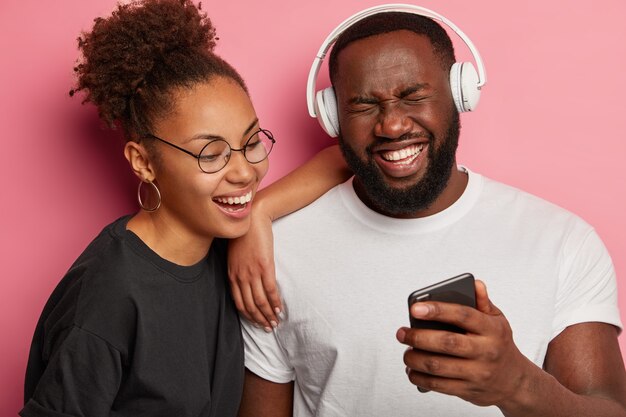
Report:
338,111,460,217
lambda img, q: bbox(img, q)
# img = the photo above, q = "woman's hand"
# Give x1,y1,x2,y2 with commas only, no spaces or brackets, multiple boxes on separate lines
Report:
227,145,350,330
228,206,282,331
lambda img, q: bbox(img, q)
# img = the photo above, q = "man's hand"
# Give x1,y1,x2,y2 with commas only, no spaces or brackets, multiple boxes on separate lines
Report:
396,280,533,408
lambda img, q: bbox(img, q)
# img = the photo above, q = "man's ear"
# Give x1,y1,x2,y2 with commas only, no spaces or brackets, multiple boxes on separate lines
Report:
124,141,156,182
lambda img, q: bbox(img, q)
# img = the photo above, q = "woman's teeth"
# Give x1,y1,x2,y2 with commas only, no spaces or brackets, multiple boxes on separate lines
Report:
215,191,252,205
381,144,424,162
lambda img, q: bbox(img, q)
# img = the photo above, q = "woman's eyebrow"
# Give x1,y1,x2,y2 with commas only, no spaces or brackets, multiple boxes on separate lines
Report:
187,118,260,142
242,118,260,137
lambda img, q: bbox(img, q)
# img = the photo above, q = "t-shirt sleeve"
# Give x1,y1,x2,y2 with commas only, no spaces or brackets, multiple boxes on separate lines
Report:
552,224,623,339
240,319,295,383
20,326,122,417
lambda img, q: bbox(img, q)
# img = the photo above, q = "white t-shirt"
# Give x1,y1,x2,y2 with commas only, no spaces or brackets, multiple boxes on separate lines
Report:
242,168,622,417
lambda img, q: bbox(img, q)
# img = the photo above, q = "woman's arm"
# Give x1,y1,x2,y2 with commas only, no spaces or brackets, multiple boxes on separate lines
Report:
256,144,349,221
228,145,351,329
20,327,122,416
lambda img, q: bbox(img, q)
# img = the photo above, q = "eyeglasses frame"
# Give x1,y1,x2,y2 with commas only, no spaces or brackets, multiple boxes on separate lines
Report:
143,128,275,174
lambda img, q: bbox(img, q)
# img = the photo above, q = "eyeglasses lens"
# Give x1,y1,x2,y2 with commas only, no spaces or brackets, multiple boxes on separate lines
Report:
198,129,274,173
244,130,274,163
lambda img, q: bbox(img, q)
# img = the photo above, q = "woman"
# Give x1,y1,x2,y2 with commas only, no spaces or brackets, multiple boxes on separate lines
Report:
20,1,348,416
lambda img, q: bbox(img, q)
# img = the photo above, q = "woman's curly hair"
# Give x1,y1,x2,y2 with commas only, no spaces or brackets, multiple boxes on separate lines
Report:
71,0,247,139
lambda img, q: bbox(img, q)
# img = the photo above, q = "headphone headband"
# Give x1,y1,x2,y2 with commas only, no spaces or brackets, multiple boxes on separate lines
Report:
306,4,487,117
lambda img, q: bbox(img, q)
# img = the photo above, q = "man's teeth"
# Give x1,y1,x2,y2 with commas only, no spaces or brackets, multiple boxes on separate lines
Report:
382,144,424,162
215,192,252,205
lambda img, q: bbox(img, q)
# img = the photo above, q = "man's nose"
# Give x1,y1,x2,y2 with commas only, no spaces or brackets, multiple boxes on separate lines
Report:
373,102,413,139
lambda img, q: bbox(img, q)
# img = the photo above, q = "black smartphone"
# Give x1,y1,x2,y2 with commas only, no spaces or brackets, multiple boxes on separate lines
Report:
407,273,476,334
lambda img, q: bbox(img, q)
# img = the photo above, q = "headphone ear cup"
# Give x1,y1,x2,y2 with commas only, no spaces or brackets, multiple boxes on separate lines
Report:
450,62,480,112
314,87,340,137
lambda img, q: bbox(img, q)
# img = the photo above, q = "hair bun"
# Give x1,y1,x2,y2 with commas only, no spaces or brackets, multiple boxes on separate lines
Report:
72,0,218,127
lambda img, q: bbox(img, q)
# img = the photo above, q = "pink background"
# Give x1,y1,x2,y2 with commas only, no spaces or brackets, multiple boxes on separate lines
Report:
1,0,625,413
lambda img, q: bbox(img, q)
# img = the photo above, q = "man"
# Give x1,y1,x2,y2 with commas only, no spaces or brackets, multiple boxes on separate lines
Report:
236,11,626,417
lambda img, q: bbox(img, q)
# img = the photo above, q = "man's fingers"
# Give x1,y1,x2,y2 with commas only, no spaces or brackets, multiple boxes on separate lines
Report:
410,301,482,334
406,367,466,396
474,280,501,316
400,326,475,358
409,282,503,335
403,347,481,380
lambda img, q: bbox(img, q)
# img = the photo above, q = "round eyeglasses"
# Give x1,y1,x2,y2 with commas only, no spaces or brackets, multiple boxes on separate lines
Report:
145,128,275,174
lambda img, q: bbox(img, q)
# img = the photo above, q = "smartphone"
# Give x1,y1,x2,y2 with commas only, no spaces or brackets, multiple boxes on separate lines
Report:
407,273,476,334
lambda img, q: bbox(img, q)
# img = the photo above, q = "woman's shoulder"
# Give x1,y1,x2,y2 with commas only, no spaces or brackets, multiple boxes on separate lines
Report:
66,215,139,290
36,216,141,356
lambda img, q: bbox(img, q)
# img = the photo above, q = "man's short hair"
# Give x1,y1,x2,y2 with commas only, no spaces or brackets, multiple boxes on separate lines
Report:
328,12,456,85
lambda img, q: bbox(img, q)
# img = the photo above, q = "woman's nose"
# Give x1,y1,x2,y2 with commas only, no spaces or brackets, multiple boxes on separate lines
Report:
224,150,256,184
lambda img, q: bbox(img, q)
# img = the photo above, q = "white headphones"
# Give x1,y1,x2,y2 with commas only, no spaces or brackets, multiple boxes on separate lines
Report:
306,4,487,137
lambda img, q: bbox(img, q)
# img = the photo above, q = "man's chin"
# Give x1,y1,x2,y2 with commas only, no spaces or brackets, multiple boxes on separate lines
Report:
373,168,428,193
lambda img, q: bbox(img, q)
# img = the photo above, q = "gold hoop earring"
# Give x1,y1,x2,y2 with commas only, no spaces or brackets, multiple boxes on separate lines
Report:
137,180,161,212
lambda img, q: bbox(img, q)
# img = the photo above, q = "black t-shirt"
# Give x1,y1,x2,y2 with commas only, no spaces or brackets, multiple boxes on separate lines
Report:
21,216,244,417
